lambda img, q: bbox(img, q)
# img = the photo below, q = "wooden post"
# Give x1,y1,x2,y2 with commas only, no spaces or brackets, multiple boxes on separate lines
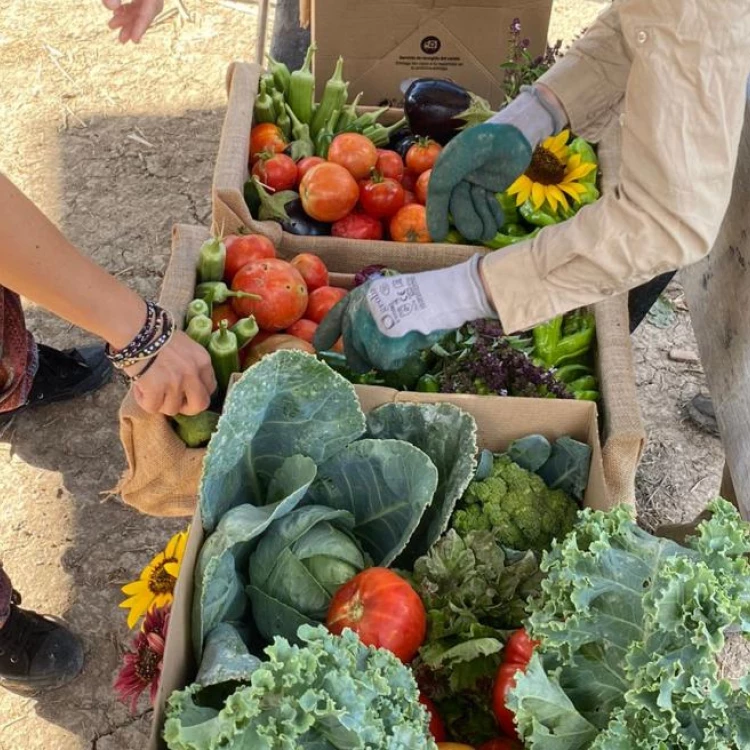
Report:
681,96,750,519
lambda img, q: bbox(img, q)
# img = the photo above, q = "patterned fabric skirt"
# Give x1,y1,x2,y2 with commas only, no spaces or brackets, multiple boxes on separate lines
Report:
0,286,37,413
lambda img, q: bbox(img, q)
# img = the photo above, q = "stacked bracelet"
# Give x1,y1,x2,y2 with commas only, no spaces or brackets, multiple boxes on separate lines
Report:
105,301,176,382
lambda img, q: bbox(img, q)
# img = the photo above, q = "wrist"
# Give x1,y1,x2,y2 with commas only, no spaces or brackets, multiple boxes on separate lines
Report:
102,293,149,350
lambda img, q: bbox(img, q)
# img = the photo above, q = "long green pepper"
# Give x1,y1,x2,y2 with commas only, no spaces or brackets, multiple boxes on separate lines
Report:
310,56,348,138
208,320,240,392
196,237,226,283
266,55,291,96
288,43,316,125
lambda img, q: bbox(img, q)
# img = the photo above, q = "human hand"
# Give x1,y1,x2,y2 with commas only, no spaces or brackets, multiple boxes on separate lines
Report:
427,86,566,243
127,330,217,416
314,257,495,373
102,0,164,44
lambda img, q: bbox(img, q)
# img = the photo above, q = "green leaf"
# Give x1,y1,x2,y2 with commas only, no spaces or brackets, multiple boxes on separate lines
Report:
305,438,438,565
508,434,552,472
365,402,478,567
537,436,591,501
195,623,262,689
199,350,366,531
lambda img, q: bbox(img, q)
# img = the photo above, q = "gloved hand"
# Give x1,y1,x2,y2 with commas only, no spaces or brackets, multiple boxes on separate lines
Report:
314,256,496,373
427,85,568,243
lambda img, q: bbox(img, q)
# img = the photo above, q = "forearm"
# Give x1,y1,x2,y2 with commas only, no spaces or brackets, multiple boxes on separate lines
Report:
0,174,145,349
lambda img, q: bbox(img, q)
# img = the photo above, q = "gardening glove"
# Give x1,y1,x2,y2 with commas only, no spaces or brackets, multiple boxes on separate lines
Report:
427,85,567,243
314,256,495,373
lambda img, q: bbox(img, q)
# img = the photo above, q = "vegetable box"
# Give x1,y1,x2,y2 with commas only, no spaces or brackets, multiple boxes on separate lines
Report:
146,361,609,750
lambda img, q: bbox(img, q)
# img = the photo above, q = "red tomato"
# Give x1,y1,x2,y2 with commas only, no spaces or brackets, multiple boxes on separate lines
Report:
326,567,427,663
360,174,405,219
251,153,297,192
478,739,523,750
296,156,325,185
210,302,239,330
223,233,276,283
249,123,287,164
305,286,348,324
328,133,379,180
376,149,405,182
231,258,308,331
401,168,419,193
402,190,417,207
492,662,525,740
419,695,447,742
332,336,345,353
415,168,431,205
504,629,539,666
406,138,442,174
290,253,329,292
331,212,383,241
300,163,359,222
389,204,431,243
285,318,318,344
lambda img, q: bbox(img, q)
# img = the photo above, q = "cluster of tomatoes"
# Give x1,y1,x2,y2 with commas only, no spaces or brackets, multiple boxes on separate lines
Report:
249,123,443,243
213,230,347,366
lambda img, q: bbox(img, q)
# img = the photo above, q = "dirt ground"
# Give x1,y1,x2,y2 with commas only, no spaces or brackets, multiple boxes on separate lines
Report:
0,1,743,748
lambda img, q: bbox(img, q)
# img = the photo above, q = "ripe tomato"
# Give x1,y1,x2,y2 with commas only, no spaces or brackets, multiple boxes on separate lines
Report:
389,204,431,243
360,173,405,219
492,662,525,740
223,233,276,283
478,739,523,750
326,567,427,663
401,168,419,193
328,133,379,180
504,629,539,666
419,695,447,742
251,153,297,192
290,253,329,291
376,149,405,182
210,302,239,330
305,286,347,324
331,212,383,240
402,190,417,207
296,155,325,185
285,318,318,344
406,138,442,174
231,258,308,331
415,168,431,205
300,162,359,222
249,123,287,163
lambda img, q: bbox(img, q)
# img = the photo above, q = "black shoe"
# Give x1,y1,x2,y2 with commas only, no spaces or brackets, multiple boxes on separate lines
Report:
686,393,719,436
0,604,84,694
7,344,112,416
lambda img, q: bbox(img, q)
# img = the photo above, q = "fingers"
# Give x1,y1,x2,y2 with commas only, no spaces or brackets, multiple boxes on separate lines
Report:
487,191,505,229
130,0,164,43
102,0,122,9
450,182,483,242
471,185,498,242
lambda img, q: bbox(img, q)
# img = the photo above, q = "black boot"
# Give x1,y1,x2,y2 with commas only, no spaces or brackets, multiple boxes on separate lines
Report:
0,604,84,694
5,343,112,416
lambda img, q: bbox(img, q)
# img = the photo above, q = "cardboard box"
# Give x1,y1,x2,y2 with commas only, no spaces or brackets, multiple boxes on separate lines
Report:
312,0,554,108
149,391,609,748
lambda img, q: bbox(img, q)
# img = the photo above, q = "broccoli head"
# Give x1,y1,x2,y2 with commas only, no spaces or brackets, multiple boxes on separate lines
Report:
452,454,578,553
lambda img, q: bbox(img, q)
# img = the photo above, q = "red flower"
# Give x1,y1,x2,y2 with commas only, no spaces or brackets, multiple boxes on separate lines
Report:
114,604,170,713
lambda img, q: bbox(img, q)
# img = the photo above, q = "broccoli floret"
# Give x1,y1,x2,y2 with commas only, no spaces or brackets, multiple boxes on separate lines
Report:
452,454,579,553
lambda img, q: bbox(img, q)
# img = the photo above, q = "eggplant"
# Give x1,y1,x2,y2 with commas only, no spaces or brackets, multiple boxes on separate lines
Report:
386,126,412,151
280,198,330,236
392,134,419,161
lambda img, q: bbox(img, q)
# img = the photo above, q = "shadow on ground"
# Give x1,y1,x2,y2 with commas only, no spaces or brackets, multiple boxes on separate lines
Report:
1,107,223,748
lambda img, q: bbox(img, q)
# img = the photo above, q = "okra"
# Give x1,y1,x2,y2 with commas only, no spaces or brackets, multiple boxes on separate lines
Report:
186,314,213,347
276,107,292,140
284,104,315,157
271,89,287,122
195,281,259,305
349,106,389,132
208,319,240,392
185,298,211,324
315,109,340,159
254,79,276,124
172,411,220,448
232,316,259,349
266,55,291,96
335,92,362,133
310,56,348,138
362,117,408,147
196,237,226,283
288,43,316,125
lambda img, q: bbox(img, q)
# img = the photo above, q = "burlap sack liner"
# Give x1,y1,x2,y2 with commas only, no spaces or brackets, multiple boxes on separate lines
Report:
116,62,644,516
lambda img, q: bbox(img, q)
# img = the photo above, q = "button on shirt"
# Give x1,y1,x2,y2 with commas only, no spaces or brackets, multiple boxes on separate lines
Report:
482,0,750,333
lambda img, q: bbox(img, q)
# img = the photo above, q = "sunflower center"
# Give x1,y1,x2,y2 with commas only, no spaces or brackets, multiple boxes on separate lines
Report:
525,146,566,185
135,646,160,683
148,559,176,595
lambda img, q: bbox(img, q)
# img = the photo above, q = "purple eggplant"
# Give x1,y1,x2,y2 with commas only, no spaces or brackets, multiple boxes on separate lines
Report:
281,198,330,236
404,79,473,145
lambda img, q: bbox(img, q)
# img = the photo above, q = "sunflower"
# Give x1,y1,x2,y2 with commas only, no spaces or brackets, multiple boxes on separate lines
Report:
120,529,188,629
507,130,597,214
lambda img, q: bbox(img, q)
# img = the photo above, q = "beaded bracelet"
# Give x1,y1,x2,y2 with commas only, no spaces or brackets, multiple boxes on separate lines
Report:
124,352,160,384
115,312,175,370
105,300,160,365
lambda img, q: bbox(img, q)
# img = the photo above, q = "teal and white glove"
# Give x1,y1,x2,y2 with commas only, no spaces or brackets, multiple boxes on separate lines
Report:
314,256,495,373
427,86,567,243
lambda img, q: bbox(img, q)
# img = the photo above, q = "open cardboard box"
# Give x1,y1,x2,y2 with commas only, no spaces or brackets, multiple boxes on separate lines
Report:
148,389,611,748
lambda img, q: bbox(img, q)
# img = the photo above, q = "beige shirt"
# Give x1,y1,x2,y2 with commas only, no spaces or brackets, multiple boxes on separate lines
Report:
483,0,750,333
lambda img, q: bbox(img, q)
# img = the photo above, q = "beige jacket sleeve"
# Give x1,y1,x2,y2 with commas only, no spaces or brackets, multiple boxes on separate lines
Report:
483,0,750,333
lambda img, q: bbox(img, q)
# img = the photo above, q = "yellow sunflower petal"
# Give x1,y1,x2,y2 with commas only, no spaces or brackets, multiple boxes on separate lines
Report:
547,185,569,212
124,593,154,629
163,561,181,578
154,593,174,609
121,580,148,596
175,531,188,561
565,163,597,183
506,175,527,195
545,188,558,213
559,182,586,200
544,130,570,159
531,182,546,210
165,532,182,559
566,153,582,170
